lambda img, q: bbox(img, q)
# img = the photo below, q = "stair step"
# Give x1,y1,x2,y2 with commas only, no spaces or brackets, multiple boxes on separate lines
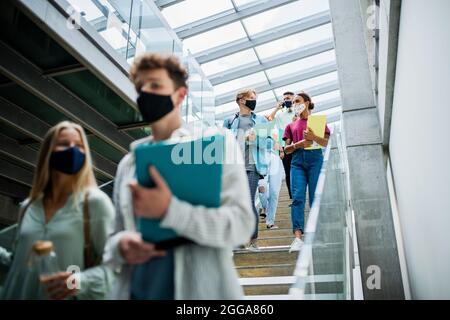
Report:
258,219,291,229
236,264,296,277
245,293,345,300
257,236,293,247
259,228,292,238
241,275,345,296
240,274,344,285
234,248,299,267
244,284,291,295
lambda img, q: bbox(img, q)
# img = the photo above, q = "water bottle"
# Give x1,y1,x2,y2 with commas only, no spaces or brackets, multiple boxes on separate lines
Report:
29,241,60,299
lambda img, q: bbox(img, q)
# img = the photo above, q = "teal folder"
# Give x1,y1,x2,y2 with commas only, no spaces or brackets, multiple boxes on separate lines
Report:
134,134,224,247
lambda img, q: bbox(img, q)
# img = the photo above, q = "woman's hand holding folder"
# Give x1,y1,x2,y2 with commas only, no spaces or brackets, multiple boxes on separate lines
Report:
129,166,172,219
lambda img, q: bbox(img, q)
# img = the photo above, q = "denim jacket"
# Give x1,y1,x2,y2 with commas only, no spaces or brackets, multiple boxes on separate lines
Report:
223,112,271,176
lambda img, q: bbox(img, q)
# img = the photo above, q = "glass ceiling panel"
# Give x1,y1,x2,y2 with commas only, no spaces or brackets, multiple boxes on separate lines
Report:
213,71,268,96
162,0,234,29
257,90,277,102
266,50,336,81
215,101,239,115
67,0,103,21
255,24,333,60
242,0,329,36
315,106,342,117
313,90,341,103
183,22,247,54
99,28,127,49
201,49,259,76
273,71,339,97
233,0,260,9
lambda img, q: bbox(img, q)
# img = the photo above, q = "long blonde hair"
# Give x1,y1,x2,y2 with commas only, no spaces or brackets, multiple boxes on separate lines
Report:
29,121,97,203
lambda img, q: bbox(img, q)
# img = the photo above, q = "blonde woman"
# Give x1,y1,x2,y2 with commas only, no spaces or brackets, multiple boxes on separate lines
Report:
0,121,115,299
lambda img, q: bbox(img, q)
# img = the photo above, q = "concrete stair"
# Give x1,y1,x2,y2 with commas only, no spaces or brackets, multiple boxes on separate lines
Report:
234,183,301,298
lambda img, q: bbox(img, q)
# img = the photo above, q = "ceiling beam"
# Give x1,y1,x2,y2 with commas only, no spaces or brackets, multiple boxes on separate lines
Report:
0,40,132,154
175,0,298,39
0,176,30,200
42,63,87,77
194,11,331,64
0,158,33,187
0,134,37,168
0,97,117,179
215,61,337,106
209,39,335,85
155,0,186,9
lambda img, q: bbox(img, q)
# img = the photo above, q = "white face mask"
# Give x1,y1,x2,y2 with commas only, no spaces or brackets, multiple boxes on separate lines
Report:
294,103,306,116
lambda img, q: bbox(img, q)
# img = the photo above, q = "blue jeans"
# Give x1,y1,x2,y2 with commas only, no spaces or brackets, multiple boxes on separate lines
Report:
258,153,283,226
290,149,323,233
247,170,260,240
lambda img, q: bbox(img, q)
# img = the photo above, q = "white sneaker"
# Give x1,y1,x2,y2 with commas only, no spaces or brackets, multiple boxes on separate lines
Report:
289,238,304,253
266,224,279,230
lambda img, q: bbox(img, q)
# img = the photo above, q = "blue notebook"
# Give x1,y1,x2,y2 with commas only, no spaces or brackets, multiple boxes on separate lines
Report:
134,134,224,248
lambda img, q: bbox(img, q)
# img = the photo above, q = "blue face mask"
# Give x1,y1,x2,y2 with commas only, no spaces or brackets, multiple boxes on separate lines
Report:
49,146,86,175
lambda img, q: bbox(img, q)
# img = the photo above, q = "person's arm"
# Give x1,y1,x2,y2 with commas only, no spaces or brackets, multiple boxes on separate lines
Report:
76,190,117,300
304,127,330,147
42,191,118,300
102,155,132,268
160,131,254,247
284,139,313,154
131,130,255,248
102,156,164,270
267,103,283,121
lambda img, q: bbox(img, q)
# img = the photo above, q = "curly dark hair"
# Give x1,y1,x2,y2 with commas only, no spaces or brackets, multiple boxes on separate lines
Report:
129,53,189,92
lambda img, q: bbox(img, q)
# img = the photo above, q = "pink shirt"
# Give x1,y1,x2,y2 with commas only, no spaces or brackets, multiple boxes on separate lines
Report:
283,118,331,144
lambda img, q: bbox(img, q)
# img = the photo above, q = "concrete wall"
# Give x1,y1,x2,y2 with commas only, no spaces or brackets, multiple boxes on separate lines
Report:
389,0,450,299
376,0,401,147
329,0,404,299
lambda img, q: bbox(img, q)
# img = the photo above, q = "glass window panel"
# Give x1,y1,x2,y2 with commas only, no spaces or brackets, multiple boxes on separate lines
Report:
257,90,276,103
200,49,259,76
266,50,336,81
242,0,329,35
213,72,268,96
99,28,127,49
215,101,238,115
233,0,259,8
183,22,247,54
162,0,234,29
313,90,341,103
67,0,104,22
255,24,333,60
315,106,342,117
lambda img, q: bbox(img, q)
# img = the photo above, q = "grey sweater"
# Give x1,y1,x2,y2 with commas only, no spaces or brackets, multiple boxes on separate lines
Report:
103,125,255,299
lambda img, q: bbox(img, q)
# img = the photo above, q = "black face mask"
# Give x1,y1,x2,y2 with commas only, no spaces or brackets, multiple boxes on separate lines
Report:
49,146,86,175
244,99,257,111
283,100,293,108
137,92,174,123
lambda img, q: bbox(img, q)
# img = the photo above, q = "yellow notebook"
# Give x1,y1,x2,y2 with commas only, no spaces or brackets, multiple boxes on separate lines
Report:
305,115,327,150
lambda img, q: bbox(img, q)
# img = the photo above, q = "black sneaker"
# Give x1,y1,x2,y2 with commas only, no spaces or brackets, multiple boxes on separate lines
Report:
259,208,267,218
